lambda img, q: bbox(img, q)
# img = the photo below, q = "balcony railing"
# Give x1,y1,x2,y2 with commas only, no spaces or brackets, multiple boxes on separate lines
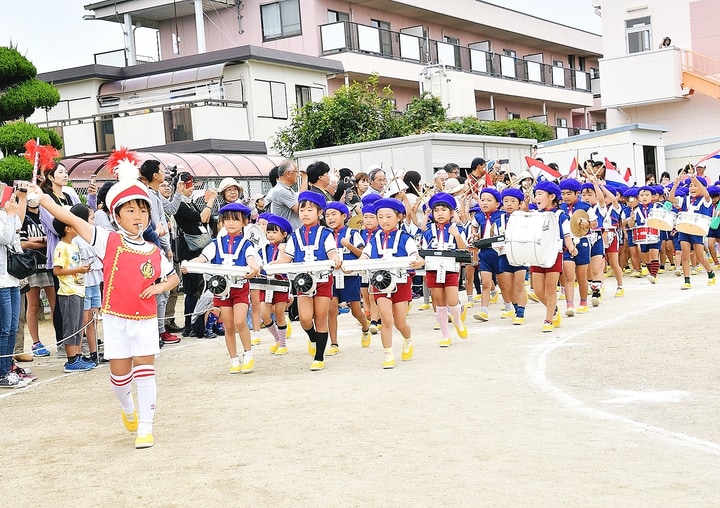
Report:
320,21,591,92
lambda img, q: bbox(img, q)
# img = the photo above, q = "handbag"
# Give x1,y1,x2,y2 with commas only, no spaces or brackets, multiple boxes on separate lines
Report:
6,246,38,280
184,232,212,251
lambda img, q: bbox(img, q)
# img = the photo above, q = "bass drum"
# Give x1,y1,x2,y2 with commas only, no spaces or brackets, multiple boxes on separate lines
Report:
504,211,561,268
243,223,267,251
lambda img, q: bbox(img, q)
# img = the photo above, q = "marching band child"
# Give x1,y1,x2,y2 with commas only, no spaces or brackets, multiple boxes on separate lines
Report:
31,151,179,450
471,188,512,322
325,202,370,352
531,182,574,332
499,188,529,324
627,186,662,283
420,192,468,347
359,202,381,334
559,178,596,316
359,198,424,368
668,173,716,289
597,183,625,297
183,203,260,374
707,186,720,269
580,178,607,303
274,191,341,371
260,214,292,355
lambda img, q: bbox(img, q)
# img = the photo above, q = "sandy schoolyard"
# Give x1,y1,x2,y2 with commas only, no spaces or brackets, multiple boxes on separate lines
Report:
2,270,719,507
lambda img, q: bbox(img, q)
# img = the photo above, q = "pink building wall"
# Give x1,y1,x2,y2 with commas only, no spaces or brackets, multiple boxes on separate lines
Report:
690,0,720,61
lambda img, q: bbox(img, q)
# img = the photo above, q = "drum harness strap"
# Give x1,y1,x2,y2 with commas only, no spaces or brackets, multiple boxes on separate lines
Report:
213,234,250,288
293,226,330,282
373,229,408,285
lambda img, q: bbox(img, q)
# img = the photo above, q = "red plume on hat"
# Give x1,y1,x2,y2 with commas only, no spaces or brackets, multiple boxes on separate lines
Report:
107,147,141,177
23,139,59,171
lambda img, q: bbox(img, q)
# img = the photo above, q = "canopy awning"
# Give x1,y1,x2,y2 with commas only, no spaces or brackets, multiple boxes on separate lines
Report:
98,63,226,97
62,152,284,181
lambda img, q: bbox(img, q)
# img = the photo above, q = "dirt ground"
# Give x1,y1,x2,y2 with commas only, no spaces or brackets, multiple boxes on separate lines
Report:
3,269,719,507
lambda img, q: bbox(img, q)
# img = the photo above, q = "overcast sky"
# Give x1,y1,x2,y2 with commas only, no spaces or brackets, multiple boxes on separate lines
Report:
0,0,601,74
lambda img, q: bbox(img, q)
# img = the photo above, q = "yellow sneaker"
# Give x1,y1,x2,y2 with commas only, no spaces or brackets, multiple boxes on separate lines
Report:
631,270,642,278
558,292,566,301
229,362,241,374
361,331,371,348
383,353,395,369
251,336,262,346
552,311,561,328
286,322,292,338
310,360,325,371
641,266,649,276
681,282,691,290
512,316,525,325
615,287,624,297
274,346,288,355
576,305,589,314
460,305,468,323
326,344,340,356
565,307,575,317
307,340,316,356
418,303,431,311
691,268,698,275
708,276,717,286
433,322,441,330
122,411,138,433
674,268,682,277
648,275,657,284
542,322,553,333
527,290,539,303
465,301,474,308
269,342,279,354
489,291,499,304
135,433,154,449
439,337,452,347
500,310,515,319
473,294,483,302
240,355,254,374
455,323,468,339
473,312,489,322
401,340,414,361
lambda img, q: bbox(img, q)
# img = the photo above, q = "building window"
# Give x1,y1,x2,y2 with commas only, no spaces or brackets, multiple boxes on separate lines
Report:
256,80,288,119
261,0,301,41
503,49,517,58
327,10,349,23
95,117,115,152
370,19,392,56
596,121,606,131
626,16,652,54
557,118,568,127
164,108,193,143
508,112,520,120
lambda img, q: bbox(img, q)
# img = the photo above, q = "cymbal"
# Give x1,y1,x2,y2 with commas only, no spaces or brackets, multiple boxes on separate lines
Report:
347,214,363,229
570,209,590,237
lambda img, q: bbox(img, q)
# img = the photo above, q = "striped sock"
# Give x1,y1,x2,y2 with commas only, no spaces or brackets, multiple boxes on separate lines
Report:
110,371,134,416
133,364,156,436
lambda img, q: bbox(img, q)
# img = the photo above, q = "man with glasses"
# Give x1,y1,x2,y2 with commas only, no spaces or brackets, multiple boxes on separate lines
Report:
270,159,307,230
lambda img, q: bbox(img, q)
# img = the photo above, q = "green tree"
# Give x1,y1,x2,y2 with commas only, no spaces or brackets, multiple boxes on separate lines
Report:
273,75,555,156
0,45,61,184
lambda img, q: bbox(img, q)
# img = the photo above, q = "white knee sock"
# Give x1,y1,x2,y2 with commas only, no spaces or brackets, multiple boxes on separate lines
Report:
436,306,450,337
133,365,156,436
448,304,463,325
110,372,134,416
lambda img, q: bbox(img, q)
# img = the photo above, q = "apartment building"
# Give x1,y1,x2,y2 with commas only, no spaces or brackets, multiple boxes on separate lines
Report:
29,0,605,160
596,0,720,172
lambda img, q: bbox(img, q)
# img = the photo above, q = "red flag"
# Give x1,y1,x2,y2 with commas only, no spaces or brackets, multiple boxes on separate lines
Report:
604,157,615,170
567,157,578,177
485,171,493,188
623,167,632,182
524,156,562,180
696,148,720,166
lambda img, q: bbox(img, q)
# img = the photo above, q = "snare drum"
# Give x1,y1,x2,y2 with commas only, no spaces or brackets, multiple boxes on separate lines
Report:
675,212,711,236
633,226,660,245
504,212,561,268
646,208,677,231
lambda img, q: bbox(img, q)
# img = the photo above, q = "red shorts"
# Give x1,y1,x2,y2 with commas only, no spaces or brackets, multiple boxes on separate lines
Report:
605,234,619,254
425,270,460,289
373,280,413,304
259,289,291,305
529,252,563,274
297,277,334,299
214,284,250,307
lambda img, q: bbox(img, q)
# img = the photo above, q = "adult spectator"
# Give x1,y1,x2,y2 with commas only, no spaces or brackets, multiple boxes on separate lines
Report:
362,167,386,198
264,165,280,210
94,181,116,231
467,157,488,196
433,169,448,193
18,189,55,358
307,161,334,201
270,159,306,230
159,180,182,333
174,172,218,336
139,160,183,345
444,163,461,179
354,172,369,197
39,163,81,354
1,187,28,387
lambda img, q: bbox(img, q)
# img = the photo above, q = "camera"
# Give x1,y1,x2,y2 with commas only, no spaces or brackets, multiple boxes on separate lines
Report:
499,159,509,165
13,180,27,193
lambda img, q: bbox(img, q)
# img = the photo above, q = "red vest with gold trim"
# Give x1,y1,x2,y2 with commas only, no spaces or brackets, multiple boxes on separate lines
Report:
101,232,161,320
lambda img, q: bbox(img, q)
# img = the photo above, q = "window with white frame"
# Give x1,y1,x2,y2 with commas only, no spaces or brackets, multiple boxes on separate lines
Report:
256,80,288,119
626,16,652,54
261,0,301,41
